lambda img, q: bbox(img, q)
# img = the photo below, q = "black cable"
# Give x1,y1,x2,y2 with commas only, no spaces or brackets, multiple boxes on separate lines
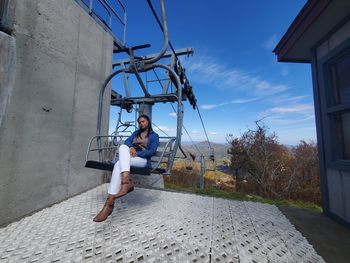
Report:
152,121,171,137
196,105,213,151
169,104,203,156
152,68,165,89
153,67,201,155
182,124,203,156
147,0,212,157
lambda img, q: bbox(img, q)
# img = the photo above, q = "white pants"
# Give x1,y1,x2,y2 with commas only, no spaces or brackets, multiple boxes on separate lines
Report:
108,144,147,195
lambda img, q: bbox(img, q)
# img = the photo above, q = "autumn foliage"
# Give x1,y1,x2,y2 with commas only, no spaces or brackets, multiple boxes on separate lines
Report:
227,121,321,204
165,161,236,191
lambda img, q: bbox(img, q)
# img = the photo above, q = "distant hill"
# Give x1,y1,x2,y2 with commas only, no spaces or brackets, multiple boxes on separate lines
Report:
177,141,230,162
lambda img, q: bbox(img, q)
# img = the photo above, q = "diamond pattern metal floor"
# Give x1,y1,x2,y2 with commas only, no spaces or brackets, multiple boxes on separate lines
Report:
0,184,324,262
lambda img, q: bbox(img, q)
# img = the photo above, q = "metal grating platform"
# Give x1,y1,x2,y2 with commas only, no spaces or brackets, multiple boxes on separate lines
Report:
0,184,324,262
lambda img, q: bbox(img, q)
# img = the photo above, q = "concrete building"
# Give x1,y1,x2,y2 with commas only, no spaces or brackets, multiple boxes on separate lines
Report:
0,0,118,226
274,0,350,228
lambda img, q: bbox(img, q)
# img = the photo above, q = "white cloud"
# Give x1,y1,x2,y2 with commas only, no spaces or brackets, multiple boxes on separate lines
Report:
255,81,288,96
273,95,308,103
209,131,218,135
262,34,278,50
182,55,289,97
266,114,315,125
201,97,258,110
201,104,217,110
230,98,258,104
153,126,175,132
169,112,177,117
268,104,314,114
191,130,200,134
261,103,316,127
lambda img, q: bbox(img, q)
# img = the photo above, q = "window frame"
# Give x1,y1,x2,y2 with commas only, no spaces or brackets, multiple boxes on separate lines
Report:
319,39,350,172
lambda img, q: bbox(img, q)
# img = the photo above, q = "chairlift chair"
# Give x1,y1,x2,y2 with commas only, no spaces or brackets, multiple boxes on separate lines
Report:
84,44,195,176
85,0,197,180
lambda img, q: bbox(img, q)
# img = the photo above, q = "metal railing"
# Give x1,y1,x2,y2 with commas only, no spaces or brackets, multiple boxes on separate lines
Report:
78,0,126,45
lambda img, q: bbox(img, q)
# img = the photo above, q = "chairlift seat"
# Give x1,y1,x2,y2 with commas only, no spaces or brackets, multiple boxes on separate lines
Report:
85,135,175,175
85,160,166,175
85,160,114,171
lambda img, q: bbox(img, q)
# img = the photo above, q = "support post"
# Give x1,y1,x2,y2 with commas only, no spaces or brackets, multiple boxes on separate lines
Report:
138,103,153,122
200,154,205,189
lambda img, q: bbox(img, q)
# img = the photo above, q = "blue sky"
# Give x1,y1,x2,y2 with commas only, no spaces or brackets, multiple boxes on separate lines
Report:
109,0,316,145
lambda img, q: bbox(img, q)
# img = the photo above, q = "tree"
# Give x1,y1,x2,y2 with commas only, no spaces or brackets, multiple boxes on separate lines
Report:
227,121,321,204
228,120,289,198
227,136,247,192
287,140,321,203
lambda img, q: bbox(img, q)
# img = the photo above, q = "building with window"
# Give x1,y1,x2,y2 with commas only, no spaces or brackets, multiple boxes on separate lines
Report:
274,0,350,228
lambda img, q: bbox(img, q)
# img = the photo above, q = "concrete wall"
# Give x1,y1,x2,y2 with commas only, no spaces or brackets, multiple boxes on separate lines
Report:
0,0,113,226
315,20,350,224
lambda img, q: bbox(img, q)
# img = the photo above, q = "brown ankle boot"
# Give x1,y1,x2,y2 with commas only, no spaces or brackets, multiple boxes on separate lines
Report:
93,195,116,222
115,172,134,198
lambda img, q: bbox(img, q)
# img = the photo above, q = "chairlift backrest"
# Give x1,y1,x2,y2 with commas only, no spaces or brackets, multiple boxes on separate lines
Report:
150,137,176,174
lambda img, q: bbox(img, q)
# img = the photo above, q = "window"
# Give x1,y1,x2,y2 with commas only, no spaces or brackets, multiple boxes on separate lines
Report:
329,51,350,105
335,112,350,160
327,49,350,161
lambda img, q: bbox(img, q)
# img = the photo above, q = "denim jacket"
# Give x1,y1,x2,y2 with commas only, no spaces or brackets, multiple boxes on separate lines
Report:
124,130,159,168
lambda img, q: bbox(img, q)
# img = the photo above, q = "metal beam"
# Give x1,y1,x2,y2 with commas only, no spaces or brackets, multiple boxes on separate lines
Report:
113,48,194,67
110,94,179,106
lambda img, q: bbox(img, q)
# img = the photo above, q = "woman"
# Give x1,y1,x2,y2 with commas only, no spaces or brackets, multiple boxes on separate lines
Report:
93,114,159,222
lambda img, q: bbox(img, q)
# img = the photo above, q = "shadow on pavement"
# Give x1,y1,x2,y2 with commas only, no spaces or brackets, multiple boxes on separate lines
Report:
278,205,350,263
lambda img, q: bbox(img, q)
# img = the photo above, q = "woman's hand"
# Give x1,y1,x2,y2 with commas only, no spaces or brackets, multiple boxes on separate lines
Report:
130,147,137,157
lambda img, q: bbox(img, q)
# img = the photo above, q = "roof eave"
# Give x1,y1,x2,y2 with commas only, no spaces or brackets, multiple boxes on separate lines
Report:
273,0,331,62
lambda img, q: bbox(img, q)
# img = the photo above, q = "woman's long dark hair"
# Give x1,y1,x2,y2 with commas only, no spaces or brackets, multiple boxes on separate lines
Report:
136,114,153,138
